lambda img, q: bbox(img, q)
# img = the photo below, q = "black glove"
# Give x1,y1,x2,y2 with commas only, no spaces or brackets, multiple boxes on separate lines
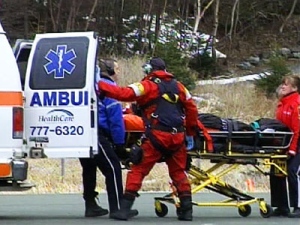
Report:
185,155,192,171
115,144,128,160
128,144,143,165
98,91,105,100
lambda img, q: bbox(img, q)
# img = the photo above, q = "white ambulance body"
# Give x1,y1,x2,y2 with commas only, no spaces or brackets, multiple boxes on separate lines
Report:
0,23,32,191
23,32,99,158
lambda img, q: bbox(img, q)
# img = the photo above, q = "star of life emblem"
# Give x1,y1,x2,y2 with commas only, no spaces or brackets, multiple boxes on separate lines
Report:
44,45,76,79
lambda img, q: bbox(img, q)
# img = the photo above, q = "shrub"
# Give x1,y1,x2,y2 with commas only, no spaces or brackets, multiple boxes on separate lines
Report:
188,52,218,79
151,41,196,90
254,55,291,97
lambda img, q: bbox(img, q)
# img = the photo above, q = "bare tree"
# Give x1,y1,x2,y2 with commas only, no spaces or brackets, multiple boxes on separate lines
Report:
84,0,98,31
211,0,219,75
193,0,201,33
228,0,239,41
279,0,297,33
48,0,63,32
152,0,168,56
24,0,29,38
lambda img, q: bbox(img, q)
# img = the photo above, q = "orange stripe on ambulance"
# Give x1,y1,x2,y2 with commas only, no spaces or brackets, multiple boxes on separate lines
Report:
0,91,23,106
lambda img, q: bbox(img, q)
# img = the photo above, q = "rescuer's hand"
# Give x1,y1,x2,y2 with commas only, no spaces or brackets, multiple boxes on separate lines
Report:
185,136,194,151
115,144,128,160
287,149,296,160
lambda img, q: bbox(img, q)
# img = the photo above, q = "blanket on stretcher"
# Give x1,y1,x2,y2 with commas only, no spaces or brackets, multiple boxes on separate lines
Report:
123,113,293,154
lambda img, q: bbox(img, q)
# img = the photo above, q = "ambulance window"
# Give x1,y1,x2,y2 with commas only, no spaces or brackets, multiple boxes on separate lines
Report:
16,48,31,90
29,37,89,90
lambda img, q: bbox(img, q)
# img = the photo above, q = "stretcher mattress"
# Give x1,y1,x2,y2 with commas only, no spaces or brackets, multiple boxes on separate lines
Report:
196,130,293,154
123,114,294,154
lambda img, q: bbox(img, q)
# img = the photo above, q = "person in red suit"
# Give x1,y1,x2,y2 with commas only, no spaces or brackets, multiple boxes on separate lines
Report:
98,57,198,221
270,75,300,217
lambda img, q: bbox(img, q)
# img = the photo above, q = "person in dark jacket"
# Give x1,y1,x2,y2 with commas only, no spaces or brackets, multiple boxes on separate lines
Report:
79,59,137,218
98,57,198,221
270,75,300,217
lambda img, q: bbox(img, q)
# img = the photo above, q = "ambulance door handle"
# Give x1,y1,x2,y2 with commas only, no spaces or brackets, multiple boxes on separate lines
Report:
90,97,96,128
90,110,95,128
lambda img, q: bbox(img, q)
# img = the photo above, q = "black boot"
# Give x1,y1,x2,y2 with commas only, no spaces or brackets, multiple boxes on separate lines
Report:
85,199,109,217
288,208,300,218
177,196,193,221
110,198,136,220
271,207,290,217
110,209,139,219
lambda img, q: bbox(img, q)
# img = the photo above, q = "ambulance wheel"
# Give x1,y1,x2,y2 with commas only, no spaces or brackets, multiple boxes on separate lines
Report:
155,202,168,217
260,204,273,218
238,205,251,217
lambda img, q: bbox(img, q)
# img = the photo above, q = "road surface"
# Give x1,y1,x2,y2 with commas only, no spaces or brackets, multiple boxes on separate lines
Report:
0,192,296,225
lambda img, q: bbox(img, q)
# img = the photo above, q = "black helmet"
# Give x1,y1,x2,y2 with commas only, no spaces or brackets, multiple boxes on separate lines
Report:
99,59,116,76
150,57,166,71
142,57,166,75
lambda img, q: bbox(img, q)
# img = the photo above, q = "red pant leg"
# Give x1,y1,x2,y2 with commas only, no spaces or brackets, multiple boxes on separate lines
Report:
165,146,191,196
125,140,162,192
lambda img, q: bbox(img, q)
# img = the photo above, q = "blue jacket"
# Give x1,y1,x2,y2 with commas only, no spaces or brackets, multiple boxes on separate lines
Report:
98,76,125,145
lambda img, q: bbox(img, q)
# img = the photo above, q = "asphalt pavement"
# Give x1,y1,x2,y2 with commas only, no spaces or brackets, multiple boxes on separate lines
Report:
0,192,297,225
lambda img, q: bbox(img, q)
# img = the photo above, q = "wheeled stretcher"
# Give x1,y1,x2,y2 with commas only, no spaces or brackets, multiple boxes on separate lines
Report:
123,114,293,218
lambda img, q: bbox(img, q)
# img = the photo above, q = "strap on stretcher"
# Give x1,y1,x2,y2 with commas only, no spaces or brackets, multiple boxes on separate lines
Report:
197,121,213,152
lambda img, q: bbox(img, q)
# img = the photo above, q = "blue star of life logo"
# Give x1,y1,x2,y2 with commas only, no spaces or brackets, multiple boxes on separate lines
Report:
44,45,76,79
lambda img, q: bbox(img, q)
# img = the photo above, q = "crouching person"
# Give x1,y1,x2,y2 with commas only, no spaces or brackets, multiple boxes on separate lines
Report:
97,57,198,221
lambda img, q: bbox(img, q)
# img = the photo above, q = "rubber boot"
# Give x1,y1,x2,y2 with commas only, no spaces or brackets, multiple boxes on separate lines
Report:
110,198,136,220
288,208,300,218
110,208,139,219
128,209,139,218
271,207,290,217
177,196,193,221
85,199,109,217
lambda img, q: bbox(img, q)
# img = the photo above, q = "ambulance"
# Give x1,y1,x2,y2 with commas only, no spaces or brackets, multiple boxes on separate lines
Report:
0,23,32,191
21,32,99,159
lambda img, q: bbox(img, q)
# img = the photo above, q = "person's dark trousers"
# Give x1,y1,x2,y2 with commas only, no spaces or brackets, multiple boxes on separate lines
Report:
270,166,289,209
95,133,123,214
287,153,300,208
79,158,98,201
270,154,300,209
79,157,109,217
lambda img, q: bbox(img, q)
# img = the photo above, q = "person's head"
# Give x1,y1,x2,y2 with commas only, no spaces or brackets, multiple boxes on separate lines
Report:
279,75,300,97
142,57,166,75
99,58,120,82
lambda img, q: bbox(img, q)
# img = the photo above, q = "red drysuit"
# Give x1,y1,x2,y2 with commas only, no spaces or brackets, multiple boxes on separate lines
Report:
98,70,198,197
276,92,300,154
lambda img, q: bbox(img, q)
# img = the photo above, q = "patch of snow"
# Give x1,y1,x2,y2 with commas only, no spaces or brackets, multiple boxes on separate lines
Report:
197,72,271,85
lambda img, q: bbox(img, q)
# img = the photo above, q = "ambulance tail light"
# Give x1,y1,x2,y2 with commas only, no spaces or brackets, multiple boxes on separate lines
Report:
0,163,12,177
12,107,23,139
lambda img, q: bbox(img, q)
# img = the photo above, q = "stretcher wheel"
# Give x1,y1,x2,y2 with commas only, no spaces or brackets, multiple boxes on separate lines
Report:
238,205,251,217
260,204,273,218
155,202,168,217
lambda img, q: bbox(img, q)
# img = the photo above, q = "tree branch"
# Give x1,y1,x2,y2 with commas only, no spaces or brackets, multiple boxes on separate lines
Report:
279,0,297,33
85,0,98,31
228,0,239,41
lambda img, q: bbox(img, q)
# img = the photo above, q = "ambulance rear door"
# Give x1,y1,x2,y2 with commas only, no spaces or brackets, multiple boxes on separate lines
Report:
24,32,99,158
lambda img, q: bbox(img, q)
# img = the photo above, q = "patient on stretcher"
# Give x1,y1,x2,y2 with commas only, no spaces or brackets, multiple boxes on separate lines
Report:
123,113,293,155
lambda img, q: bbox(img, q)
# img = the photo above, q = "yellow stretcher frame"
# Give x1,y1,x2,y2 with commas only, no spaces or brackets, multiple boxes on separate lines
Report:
153,131,292,219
